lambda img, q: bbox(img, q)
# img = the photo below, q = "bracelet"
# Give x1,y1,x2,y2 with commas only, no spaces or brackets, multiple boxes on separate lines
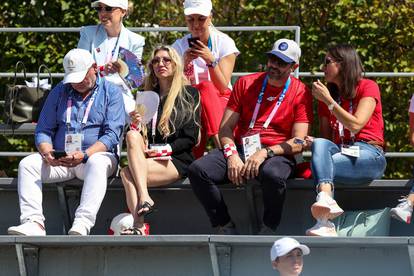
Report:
206,58,218,68
223,143,238,158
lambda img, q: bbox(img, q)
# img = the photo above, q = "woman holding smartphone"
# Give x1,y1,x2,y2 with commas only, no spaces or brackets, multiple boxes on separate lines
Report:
305,44,386,237
78,0,145,100
119,46,200,235
172,0,239,158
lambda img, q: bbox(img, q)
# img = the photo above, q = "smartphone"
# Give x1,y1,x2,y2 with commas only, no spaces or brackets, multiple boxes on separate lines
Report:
187,37,200,48
293,138,305,145
52,151,67,159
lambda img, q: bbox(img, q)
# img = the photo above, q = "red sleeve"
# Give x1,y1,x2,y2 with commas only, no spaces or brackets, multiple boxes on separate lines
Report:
357,79,380,103
227,77,244,113
294,84,314,123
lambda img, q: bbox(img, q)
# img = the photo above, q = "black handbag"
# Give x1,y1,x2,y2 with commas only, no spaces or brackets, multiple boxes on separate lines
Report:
4,62,52,124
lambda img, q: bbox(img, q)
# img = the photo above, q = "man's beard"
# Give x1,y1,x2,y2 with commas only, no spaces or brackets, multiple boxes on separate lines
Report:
267,66,288,81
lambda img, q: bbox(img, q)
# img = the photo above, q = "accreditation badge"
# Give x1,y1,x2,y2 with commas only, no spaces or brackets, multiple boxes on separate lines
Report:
241,132,262,161
341,144,360,158
65,133,83,153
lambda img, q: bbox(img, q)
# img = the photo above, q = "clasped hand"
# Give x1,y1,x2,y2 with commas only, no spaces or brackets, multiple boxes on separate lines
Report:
227,149,267,185
44,151,84,167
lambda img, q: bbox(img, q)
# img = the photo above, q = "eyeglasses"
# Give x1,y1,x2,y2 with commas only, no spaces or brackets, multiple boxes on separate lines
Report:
151,57,172,66
324,57,337,66
94,6,118,12
267,55,293,67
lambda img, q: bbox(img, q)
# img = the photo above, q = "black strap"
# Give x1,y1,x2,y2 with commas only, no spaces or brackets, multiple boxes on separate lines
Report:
13,61,27,86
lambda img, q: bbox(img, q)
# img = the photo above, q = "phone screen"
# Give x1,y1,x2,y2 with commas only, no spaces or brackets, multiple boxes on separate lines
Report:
187,37,200,48
53,151,67,159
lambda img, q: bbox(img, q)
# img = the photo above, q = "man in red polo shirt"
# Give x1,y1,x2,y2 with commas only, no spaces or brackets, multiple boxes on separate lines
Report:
188,39,313,234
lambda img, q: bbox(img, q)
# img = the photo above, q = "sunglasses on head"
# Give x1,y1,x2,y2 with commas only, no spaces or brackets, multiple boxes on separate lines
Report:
94,6,118,12
151,57,172,66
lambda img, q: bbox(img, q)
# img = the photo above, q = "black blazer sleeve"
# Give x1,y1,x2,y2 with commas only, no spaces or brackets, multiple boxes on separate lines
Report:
169,86,201,154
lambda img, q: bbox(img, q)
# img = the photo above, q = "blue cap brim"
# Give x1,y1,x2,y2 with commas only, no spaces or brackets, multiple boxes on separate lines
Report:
266,51,295,63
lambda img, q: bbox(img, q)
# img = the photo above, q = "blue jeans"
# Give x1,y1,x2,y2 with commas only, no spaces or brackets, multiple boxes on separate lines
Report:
311,138,386,186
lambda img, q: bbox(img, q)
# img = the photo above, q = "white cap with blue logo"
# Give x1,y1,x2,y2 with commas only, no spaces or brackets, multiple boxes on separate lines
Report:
267,39,301,64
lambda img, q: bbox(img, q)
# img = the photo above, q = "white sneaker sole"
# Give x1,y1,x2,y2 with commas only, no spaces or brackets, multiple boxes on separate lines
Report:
390,210,411,224
311,202,344,220
7,228,45,236
306,228,338,237
7,229,26,236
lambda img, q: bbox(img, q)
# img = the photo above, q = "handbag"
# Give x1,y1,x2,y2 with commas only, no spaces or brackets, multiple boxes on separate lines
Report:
4,62,52,124
333,207,391,237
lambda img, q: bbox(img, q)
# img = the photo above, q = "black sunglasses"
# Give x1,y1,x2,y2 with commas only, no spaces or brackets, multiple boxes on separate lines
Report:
267,54,293,67
324,57,337,66
94,6,118,12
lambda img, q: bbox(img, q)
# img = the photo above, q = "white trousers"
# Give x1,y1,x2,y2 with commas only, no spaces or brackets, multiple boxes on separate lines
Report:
18,152,117,230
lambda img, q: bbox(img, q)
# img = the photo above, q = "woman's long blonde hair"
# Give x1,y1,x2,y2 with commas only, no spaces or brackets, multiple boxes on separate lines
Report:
144,45,200,139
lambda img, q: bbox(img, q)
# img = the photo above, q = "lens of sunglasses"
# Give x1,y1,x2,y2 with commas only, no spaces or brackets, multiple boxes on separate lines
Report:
324,58,334,65
94,6,116,12
268,55,290,67
151,57,172,65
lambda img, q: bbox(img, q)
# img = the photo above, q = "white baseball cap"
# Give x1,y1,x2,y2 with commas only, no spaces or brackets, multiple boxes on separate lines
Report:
270,237,310,261
267,39,301,64
63,49,95,84
183,0,212,16
91,0,128,10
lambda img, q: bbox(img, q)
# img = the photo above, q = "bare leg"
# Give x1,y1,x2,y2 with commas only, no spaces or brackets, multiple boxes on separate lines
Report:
120,167,144,229
408,193,414,204
125,131,154,214
318,182,333,197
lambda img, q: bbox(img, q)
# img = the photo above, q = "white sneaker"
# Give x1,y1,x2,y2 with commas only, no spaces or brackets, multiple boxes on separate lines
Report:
68,222,90,236
306,219,338,237
8,220,46,236
311,191,344,220
390,197,413,224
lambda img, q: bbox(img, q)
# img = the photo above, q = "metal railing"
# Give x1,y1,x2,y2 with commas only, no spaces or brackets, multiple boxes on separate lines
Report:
1,26,413,79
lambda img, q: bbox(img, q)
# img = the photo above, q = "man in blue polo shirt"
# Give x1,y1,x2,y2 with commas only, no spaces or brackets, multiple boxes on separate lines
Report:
8,48,125,236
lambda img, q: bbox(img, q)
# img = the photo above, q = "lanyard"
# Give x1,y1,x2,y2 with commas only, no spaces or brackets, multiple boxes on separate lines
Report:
66,85,99,130
105,34,121,63
337,98,355,143
207,36,212,51
248,75,291,130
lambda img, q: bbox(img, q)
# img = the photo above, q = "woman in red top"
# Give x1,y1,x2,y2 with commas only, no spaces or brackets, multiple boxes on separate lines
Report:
305,44,386,237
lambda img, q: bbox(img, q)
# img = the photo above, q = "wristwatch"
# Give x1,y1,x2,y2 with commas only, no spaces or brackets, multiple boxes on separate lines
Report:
206,58,218,68
82,152,89,163
265,147,275,159
328,102,335,112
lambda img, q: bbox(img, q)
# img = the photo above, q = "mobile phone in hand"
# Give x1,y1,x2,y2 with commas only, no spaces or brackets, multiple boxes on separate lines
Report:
293,138,305,145
52,151,67,159
187,37,200,48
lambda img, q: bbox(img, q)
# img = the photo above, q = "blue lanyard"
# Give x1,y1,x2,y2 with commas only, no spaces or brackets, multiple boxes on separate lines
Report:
249,75,291,129
207,36,212,51
110,35,121,60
